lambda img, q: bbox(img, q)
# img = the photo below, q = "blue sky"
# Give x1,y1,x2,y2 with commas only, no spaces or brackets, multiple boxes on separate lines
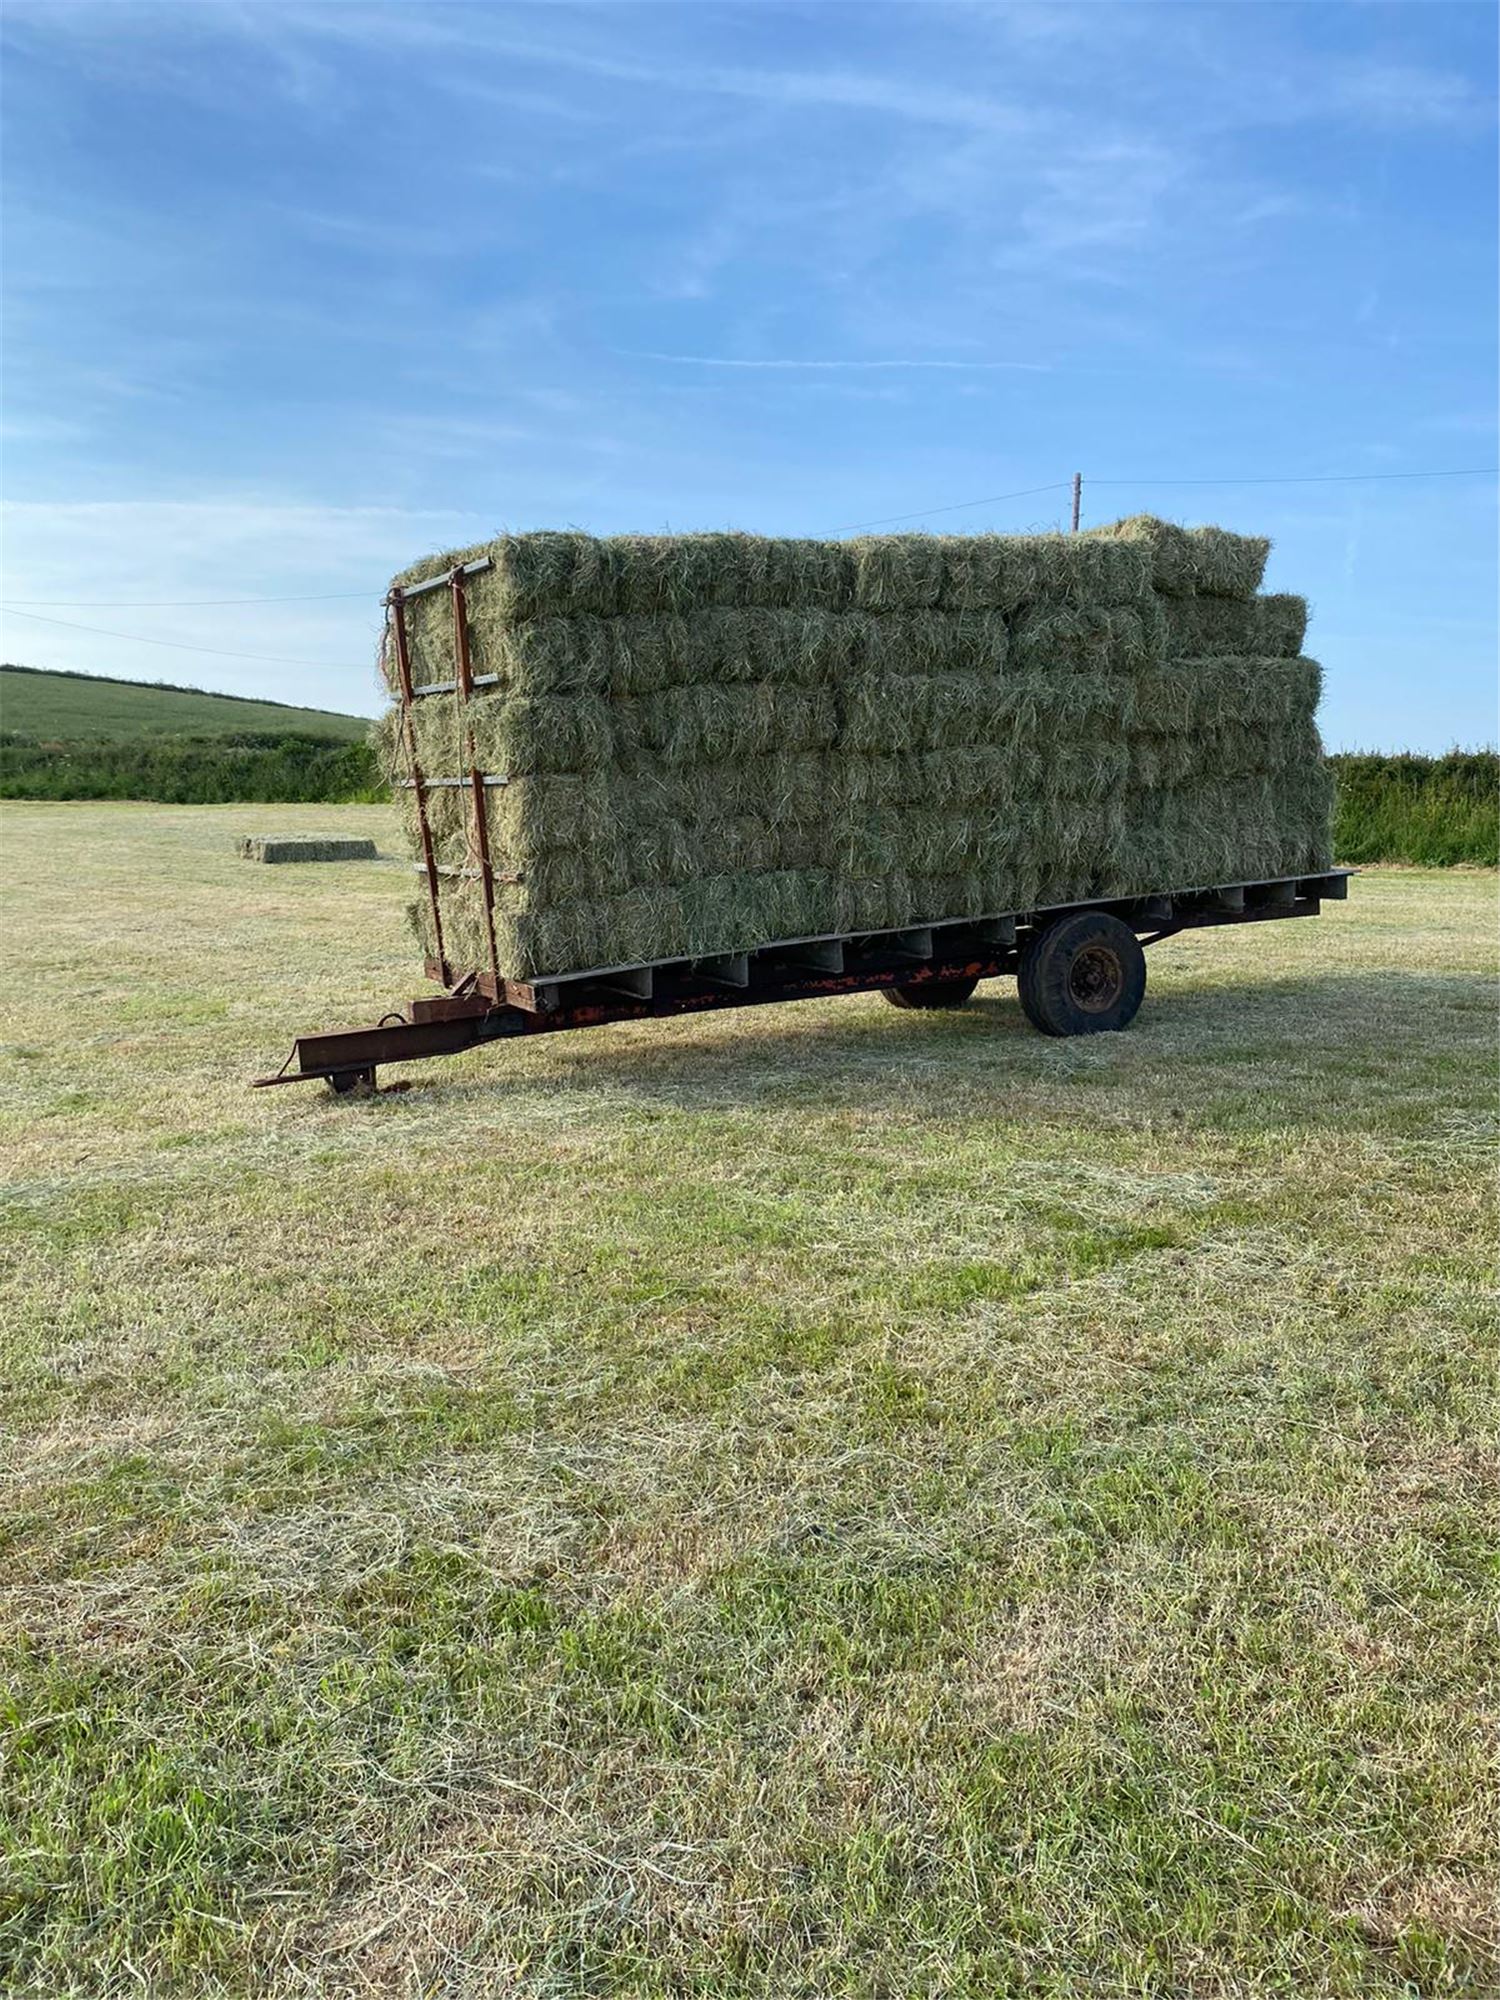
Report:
1,0,1495,748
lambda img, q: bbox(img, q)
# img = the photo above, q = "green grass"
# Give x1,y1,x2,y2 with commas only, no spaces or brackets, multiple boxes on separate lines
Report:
0,667,383,804
1330,750,1497,867
0,731,385,805
0,802,1496,1998
0,666,372,743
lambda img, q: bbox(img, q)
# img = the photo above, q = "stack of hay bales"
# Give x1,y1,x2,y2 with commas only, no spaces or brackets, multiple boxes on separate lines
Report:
377,519,1332,980
1085,515,1332,901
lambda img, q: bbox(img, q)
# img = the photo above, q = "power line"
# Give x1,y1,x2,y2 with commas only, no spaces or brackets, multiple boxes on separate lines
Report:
836,482,1070,532
0,606,365,671
838,465,1496,534
0,590,372,607
1088,467,1497,487
3,464,1492,655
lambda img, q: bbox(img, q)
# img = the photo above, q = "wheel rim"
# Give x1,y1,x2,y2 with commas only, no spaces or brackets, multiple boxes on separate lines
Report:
1068,943,1124,1014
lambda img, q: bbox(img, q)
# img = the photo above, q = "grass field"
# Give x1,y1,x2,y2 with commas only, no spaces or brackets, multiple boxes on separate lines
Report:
0,667,372,743
1,803,1496,1999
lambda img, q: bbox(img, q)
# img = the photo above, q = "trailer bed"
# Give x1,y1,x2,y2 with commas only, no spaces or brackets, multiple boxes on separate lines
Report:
254,869,1351,1093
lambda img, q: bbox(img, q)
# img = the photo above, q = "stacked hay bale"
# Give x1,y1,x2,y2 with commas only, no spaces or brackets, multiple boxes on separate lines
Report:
1084,515,1332,898
377,520,1332,980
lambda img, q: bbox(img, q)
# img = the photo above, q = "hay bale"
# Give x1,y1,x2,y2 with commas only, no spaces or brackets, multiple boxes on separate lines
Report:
1088,515,1270,599
237,835,378,863
1162,593,1307,659
1128,656,1323,739
847,536,948,611
1007,602,1165,676
616,683,839,767
940,532,1151,611
847,531,1149,612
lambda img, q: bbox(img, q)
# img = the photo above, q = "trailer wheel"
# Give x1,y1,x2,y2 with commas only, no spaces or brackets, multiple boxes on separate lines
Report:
1018,912,1145,1037
883,975,980,1011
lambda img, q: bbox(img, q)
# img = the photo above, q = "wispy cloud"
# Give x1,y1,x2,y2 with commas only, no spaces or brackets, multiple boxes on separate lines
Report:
627,352,1050,372
252,6,1041,138
1326,58,1489,130
1005,137,1180,264
569,54,1031,135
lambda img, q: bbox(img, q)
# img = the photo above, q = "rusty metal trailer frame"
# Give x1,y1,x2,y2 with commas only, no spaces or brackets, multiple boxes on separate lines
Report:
256,560,1350,1093
253,870,1352,1093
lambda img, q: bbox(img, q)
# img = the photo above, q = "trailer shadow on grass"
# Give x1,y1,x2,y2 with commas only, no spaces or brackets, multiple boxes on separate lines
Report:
395,964,1495,1141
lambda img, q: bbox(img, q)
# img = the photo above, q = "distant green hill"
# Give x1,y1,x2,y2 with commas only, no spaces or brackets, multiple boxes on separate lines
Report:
1,665,384,803
1,665,373,743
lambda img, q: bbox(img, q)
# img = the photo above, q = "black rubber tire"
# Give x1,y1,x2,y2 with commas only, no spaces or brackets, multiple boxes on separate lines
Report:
1017,912,1146,1037
882,974,981,1011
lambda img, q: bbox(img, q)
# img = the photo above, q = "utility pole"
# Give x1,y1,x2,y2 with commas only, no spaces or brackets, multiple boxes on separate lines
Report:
1070,472,1082,533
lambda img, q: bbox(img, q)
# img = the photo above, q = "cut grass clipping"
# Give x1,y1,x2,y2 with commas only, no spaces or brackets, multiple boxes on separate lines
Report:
380,518,1330,978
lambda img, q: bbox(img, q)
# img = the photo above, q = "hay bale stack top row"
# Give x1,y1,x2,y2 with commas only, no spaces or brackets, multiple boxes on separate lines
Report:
378,517,1333,980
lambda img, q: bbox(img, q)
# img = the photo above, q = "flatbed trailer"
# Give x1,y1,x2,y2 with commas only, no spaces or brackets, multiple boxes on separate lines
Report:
253,868,1352,1095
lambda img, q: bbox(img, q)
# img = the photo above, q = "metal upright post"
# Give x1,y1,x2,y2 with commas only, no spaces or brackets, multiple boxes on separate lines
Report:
388,588,448,983
450,565,503,996
1071,472,1082,533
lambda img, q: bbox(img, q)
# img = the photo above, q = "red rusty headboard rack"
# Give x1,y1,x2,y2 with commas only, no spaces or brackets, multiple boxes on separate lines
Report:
449,565,503,995
385,584,448,985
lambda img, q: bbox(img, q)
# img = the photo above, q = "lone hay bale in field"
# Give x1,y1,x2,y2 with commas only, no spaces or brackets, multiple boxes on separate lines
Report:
237,835,379,864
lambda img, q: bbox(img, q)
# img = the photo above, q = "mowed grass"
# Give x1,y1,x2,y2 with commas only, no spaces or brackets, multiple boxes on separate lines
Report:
0,802,1495,1999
